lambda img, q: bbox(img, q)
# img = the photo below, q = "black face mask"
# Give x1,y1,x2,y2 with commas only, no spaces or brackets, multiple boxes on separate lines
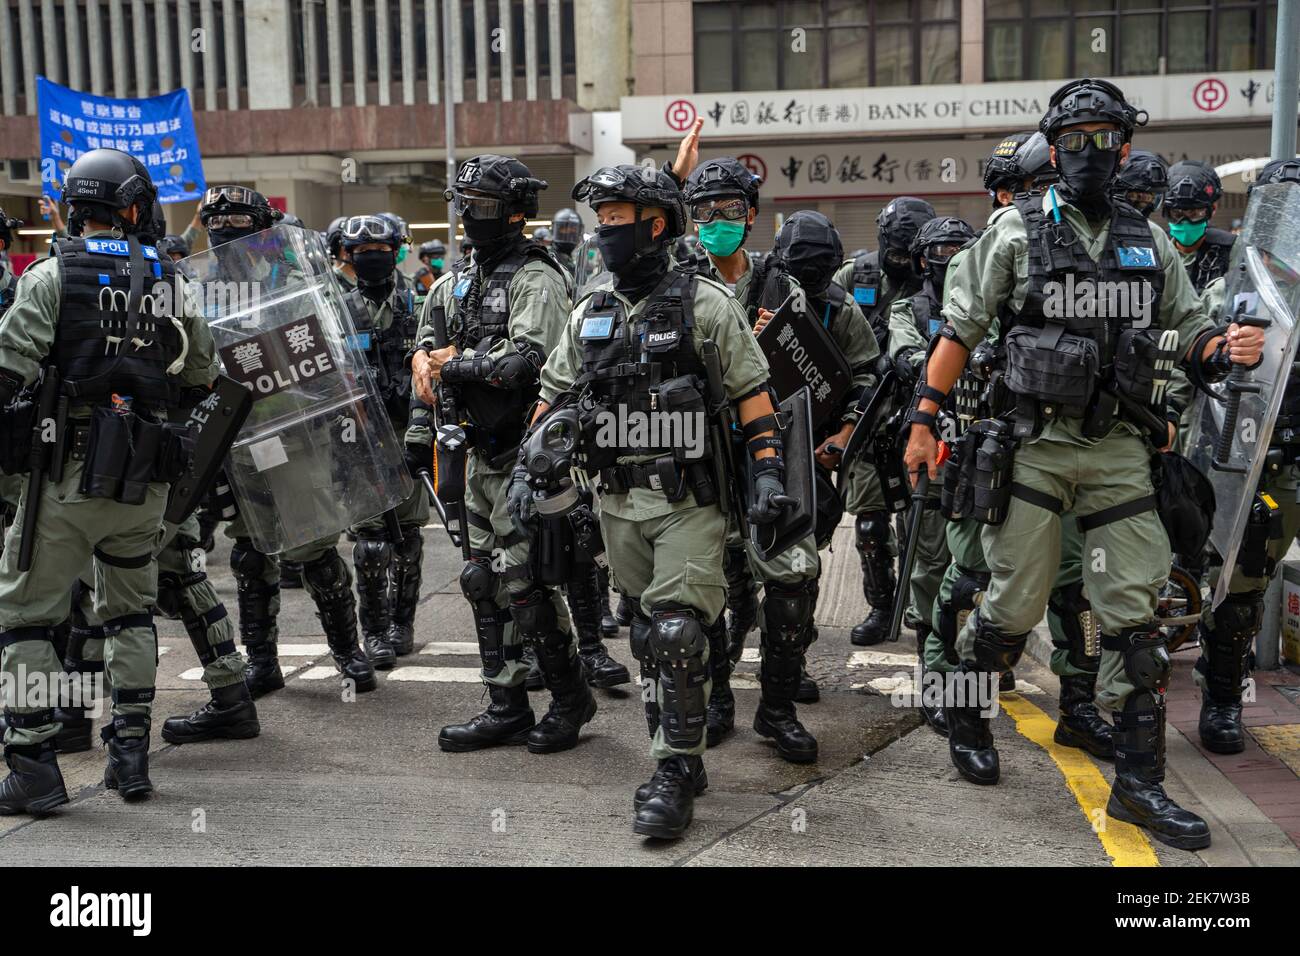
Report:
786,253,835,297
463,215,512,245
596,217,658,274
881,250,911,282
207,227,254,248
352,249,397,287
1056,143,1120,216
929,264,950,294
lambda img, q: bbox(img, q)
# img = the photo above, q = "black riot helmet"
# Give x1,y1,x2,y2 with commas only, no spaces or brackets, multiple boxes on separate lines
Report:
774,210,844,297
877,196,936,281
573,164,688,271
1250,158,1300,194
1011,132,1056,189
683,157,763,214
532,225,552,243
280,212,304,228
156,234,190,260
420,239,447,261
909,216,976,280
326,215,347,258
60,147,158,237
340,214,401,292
0,207,23,248
1040,78,1147,144
552,207,583,253
446,154,546,247
1165,160,1223,210
983,132,1035,194
199,184,282,246
1113,150,1169,217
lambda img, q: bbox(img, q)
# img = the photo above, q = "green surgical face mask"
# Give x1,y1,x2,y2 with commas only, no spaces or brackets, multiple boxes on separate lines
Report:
697,220,746,257
431,258,444,269
1169,220,1208,246
396,245,409,263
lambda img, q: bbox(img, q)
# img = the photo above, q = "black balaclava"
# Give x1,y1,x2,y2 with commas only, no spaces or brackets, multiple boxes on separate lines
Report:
353,248,398,300
1057,143,1121,221
602,214,669,303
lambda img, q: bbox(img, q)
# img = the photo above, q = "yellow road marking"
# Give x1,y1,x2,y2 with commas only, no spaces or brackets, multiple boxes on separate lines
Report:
999,693,1160,867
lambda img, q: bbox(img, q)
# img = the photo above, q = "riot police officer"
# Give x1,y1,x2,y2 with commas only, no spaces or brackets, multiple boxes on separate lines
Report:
1112,150,1168,218
530,164,788,838
551,207,584,277
326,216,357,292
201,185,378,698
409,154,597,755
415,239,447,292
1164,161,1235,293
1192,158,1300,756
904,79,1264,850
338,215,431,669
835,197,936,647
0,149,219,811
0,207,19,314
156,234,191,262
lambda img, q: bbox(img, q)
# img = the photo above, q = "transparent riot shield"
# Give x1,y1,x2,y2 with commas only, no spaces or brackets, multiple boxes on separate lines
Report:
181,224,413,554
573,236,610,300
1185,183,1300,607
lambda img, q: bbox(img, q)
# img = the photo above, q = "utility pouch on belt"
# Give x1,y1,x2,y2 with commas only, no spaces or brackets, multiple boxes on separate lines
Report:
80,409,194,505
969,418,1017,526
0,396,36,475
1004,324,1099,407
941,428,976,520
1113,327,1179,411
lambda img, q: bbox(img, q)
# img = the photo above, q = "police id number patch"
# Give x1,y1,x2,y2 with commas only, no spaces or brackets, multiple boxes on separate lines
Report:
452,277,471,299
1115,245,1156,269
580,313,615,340
854,286,878,307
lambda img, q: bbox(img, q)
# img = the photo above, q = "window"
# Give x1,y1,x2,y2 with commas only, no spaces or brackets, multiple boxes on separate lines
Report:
693,0,960,91
985,0,1278,80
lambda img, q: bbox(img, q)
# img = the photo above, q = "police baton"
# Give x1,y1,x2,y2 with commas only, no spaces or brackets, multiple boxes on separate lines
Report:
18,366,60,573
887,438,949,645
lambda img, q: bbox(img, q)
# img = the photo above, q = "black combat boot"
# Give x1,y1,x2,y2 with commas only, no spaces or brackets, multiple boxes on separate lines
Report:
796,664,820,703
568,566,631,688
1108,692,1211,850
161,682,260,744
705,615,734,748
916,625,949,736
101,717,153,801
945,666,999,785
999,670,1016,692
850,512,897,646
52,707,94,754
353,537,397,671
1195,591,1259,755
387,526,423,656
633,755,705,840
723,545,758,663
595,565,619,639
1054,672,1114,758
303,551,376,693
231,541,285,698
753,582,819,763
437,684,535,752
527,631,597,754
0,738,68,816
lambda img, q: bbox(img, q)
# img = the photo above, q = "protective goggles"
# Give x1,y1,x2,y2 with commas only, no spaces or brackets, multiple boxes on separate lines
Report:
690,197,748,224
1054,129,1126,153
883,248,911,268
204,213,255,229
1124,190,1162,212
444,190,505,220
341,215,396,240
924,242,964,262
1165,206,1211,224
203,185,260,208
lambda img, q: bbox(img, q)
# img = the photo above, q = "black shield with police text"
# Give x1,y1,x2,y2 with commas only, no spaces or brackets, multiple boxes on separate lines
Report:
750,386,816,562
755,290,852,425
164,374,254,524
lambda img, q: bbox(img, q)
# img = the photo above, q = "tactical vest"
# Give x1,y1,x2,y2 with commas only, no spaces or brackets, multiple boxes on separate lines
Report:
347,285,419,428
850,251,911,351
576,269,710,468
449,239,561,453
1006,196,1167,434
53,236,184,409
912,284,983,437
1187,227,1235,293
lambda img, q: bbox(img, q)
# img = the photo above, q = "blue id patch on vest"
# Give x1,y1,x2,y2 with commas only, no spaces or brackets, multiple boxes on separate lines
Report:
580,313,615,340
98,273,111,285
1116,245,1156,268
452,277,471,299
854,286,878,306
347,331,372,351
929,318,943,336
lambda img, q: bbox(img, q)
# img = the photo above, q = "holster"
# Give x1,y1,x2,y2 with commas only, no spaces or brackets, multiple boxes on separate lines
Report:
968,418,1017,526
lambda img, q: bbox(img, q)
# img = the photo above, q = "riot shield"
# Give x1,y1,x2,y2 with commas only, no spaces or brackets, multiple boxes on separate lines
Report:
755,290,852,425
180,224,413,554
1185,183,1300,607
164,375,254,524
573,236,610,300
750,386,816,561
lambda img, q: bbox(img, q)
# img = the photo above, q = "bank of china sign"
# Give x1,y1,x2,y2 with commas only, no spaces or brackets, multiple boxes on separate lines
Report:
622,71,1290,142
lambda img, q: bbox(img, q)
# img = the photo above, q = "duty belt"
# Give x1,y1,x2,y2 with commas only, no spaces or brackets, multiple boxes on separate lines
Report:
600,457,688,498
63,423,92,463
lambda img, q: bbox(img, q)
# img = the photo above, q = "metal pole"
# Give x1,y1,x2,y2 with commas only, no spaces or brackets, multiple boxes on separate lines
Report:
1271,0,1299,162
442,0,457,252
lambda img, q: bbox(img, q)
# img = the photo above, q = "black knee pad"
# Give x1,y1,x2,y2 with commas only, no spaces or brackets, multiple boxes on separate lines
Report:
1104,622,1171,695
941,566,988,655
230,539,271,581
650,606,708,662
459,557,498,605
510,587,558,642
969,608,1028,673
352,537,392,578
629,611,655,666
395,526,424,564
1048,580,1101,672
761,580,816,646
650,606,708,749
1196,590,1261,701
302,551,349,590
855,511,891,555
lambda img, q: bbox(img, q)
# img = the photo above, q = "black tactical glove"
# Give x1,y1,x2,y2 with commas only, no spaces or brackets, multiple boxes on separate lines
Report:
506,465,534,539
894,350,920,390
404,443,431,479
748,457,795,526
